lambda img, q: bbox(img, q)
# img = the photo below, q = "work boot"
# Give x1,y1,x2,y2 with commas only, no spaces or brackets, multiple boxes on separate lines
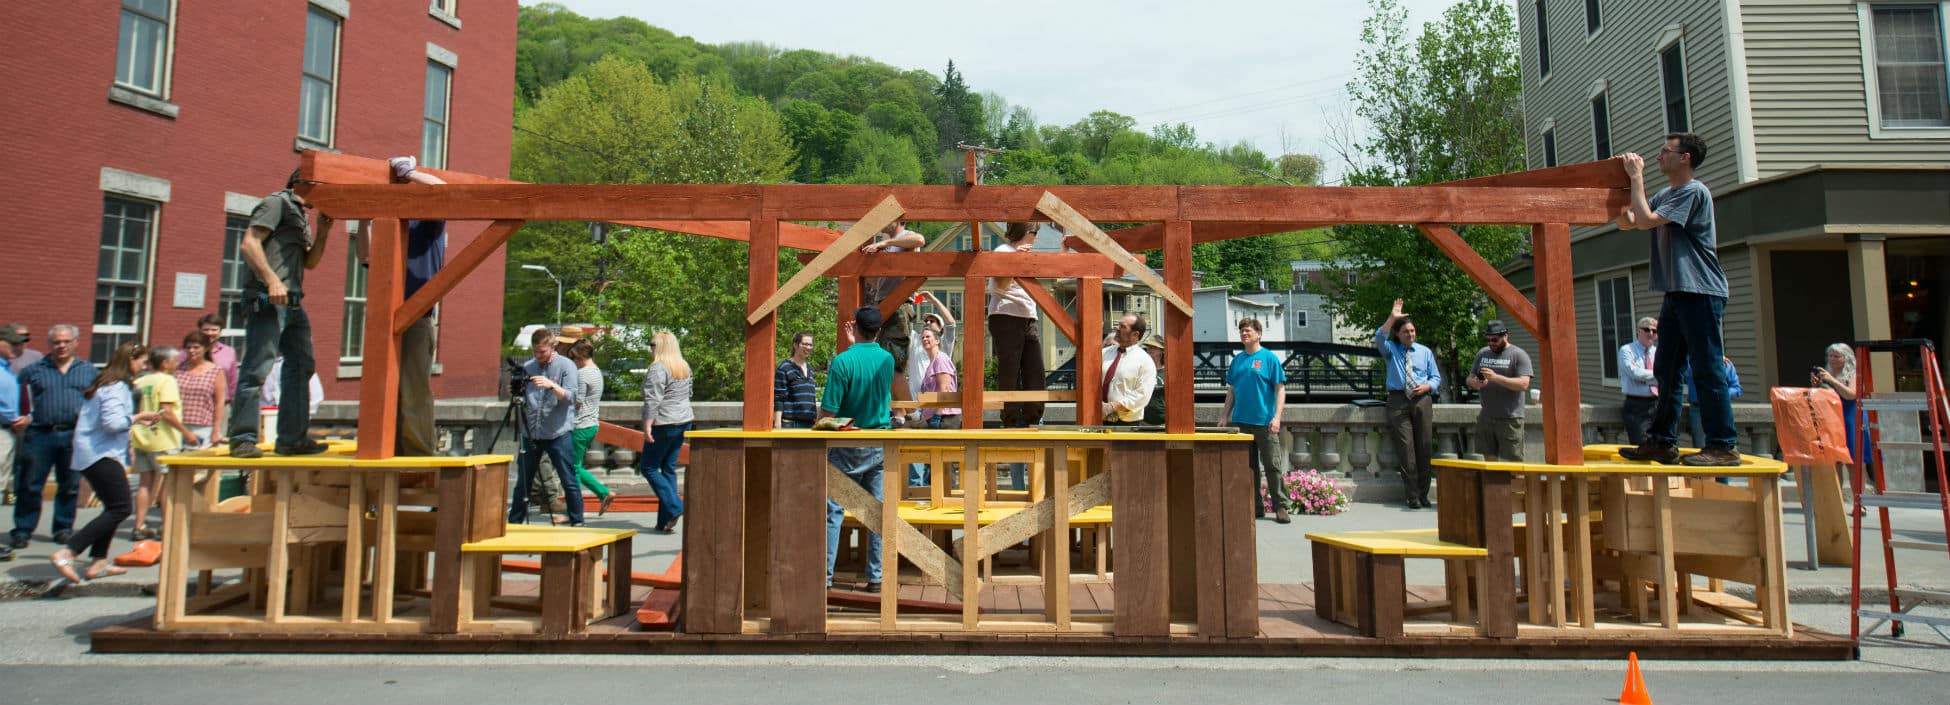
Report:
229,441,263,459
1679,447,1742,467
1618,441,1679,465
276,438,331,456
1274,506,1292,524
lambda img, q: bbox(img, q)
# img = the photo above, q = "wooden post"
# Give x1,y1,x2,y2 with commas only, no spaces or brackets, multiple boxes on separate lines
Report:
837,276,860,353
1111,441,1169,635
746,218,780,431
1530,223,1583,465
961,275,985,429
1163,220,1194,433
1076,278,1104,426
681,439,745,633
356,219,404,459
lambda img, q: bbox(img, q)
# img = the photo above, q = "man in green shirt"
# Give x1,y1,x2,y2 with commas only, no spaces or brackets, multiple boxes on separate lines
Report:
820,307,895,592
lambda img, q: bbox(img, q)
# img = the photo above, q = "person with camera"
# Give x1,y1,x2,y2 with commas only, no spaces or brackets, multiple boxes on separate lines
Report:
1378,298,1442,509
508,328,584,527
1465,320,1533,462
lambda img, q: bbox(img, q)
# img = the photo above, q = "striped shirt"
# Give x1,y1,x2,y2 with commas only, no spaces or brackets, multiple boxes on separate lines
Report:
19,356,97,428
574,364,603,430
774,360,819,424
176,365,223,426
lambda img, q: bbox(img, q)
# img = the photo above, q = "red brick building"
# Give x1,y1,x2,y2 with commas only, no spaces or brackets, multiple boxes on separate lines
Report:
0,0,515,401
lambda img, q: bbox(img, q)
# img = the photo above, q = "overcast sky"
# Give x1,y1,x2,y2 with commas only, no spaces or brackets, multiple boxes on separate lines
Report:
520,1,1469,178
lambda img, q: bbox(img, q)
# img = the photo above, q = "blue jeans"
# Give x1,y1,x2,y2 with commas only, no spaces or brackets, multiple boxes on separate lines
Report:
826,446,884,586
640,423,689,529
907,414,960,487
11,429,77,539
227,290,314,449
511,433,583,525
1648,293,1737,450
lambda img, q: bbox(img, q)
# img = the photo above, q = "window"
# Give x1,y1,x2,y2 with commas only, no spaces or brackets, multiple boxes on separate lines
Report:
1543,127,1558,167
341,241,367,361
1294,310,1309,328
1595,274,1633,381
1590,91,1612,159
1864,4,1950,129
430,0,458,13
1660,42,1690,132
422,62,452,169
1535,0,1553,78
95,197,157,361
1585,0,1601,35
298,6,341,146
219,215,250,347
116,0,171,96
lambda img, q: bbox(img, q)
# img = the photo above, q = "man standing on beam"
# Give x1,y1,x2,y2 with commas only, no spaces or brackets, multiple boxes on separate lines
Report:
227,168,332,459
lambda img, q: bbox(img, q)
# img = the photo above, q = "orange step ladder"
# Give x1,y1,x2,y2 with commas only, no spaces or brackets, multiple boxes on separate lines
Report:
1849,338,1950,643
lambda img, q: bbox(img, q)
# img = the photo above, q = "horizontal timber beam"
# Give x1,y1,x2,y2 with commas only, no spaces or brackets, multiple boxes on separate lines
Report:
1176,186,1625,226
1436,157,1630,190
801,252,1125,279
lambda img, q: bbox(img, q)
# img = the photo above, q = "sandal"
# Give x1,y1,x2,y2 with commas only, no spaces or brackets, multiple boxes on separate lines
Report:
49,551,84,584
85,563,128,580
597,493,614,517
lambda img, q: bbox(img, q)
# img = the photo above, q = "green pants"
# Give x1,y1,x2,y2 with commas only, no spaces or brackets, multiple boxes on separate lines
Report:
570,426,610,499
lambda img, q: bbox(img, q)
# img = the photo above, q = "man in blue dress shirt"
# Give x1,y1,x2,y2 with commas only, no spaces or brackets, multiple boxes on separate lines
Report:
11,325,97,548
1377,299,1442,509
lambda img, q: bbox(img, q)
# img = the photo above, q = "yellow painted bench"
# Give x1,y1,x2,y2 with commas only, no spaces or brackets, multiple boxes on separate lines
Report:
459,525,636,636
1306,529,1488,637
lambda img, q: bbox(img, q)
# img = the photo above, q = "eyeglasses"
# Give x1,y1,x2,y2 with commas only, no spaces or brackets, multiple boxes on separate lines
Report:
1639,327,1657,333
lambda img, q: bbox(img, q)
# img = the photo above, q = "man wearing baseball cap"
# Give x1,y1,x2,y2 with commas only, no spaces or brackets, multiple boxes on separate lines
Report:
1464,320,1533,462
819,307,896,592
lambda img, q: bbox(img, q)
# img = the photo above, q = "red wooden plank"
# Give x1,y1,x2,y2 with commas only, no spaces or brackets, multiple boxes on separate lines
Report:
1531,223,1583,465
745,219,779,432
762,185,1181,222
1438,157,1630,190
393,220,523,334
355,219,403,459
875,278,929,321
960,276,985,430
1073,278,1103,425
1414,224,1541,339
811,252,1125,279
1163,221,1195,433
1019,278,1079,346
1065,222,1325,253
837,276,861,354
1176,186,1624,226
304,183,764,221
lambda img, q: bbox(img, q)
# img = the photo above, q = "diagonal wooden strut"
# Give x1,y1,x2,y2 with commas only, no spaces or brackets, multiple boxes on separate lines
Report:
824,465,965,600
393,220,524,334
1036,192,1194,316
1014,278,1078,344
954,471,1113,563
1413,224,1541,339
875,277,929,320
748,196,904,325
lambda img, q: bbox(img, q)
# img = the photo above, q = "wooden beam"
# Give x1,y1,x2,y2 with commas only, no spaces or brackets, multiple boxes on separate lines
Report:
874,277,928,320
1014,278,1078,344
392,220,523,334
749,196,903,324
304,183,764,221
1163,220,1195,434
1413,224,1542,339
594,421,645,452
632,220,839,251
745,218,781,431
837,276,861,351
356,219,404,459
765,185,1181,222
1075,277,1104,426
1037,192,1194,316
1176,185,1625,226
804,252,1125,279
1531,223,1583,465
1437,157,1630,190
960,276,985,430
1066,222,1326,253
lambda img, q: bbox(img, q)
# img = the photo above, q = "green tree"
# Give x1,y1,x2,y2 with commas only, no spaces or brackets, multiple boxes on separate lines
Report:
1277,153,1322,185
1321,0,1527,397
837,127,925,184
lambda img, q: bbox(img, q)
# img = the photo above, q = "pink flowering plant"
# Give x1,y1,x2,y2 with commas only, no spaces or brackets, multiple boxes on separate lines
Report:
1264,468,1351,516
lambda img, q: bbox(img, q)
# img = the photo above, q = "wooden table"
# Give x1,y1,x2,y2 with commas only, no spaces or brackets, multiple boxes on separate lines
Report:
1432,445,1792,637
154,441,511,634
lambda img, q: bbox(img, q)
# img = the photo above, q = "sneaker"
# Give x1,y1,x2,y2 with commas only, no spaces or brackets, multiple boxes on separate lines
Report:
0,546,13,562
275,439,330,456
1680,447,1743,467
229,441,263,459
597,493,614,517
1617,441,1680,465
863,581,882,594
8,534,27,550
52,530,73,545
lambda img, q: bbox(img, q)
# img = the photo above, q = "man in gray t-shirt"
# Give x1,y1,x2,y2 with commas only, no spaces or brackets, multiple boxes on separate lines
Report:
227,168,333,459
1464,320,1533,461
1616,133,1740,467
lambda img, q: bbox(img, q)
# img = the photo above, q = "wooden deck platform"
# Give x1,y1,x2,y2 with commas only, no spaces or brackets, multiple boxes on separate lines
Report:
90,581,1854,659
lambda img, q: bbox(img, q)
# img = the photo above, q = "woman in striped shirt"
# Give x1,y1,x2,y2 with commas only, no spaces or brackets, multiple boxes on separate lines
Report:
773,331,819,428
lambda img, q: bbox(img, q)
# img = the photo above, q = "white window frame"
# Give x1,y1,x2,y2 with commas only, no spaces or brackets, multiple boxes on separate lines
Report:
113,0,179,112
95,195,162,362
1535,0,1554,80
430,0,462,28
1539,117,1558,168
340,231,368,363
297,3,346,150
1584,0,1602,37
1857,1,1950,138
423,55,454,169
1594,272,1634,386
219,193,261,347
1655,26,1692,134
1589,80,1613,160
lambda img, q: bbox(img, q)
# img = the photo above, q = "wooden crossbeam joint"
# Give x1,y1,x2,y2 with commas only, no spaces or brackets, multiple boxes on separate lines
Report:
748,195,904,324
1035,192,1194,316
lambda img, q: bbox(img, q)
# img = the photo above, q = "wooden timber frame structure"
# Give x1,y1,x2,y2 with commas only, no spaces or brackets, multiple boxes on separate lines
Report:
297,151,1632,637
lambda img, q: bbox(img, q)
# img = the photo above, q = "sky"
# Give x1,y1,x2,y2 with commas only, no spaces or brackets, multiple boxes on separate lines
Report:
520,0,1471,180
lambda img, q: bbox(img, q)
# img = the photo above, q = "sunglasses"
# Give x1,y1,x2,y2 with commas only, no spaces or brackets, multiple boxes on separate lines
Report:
1639,327,1657,333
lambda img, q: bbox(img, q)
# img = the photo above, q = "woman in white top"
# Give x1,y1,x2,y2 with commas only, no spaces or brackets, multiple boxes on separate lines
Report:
988,222,1044,427
904,291,957,403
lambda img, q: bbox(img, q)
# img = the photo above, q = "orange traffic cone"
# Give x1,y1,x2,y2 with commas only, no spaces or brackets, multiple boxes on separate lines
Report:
1618,651,1653,705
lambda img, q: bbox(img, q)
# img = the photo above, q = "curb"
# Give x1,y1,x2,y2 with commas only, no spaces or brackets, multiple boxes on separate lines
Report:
1,579,155,601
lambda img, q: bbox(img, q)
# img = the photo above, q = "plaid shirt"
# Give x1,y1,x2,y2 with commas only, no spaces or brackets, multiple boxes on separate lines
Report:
176,365,222,426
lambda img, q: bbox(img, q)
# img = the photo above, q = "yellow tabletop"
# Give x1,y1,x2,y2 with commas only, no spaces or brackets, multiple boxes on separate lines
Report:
1432,444,1788,477
159,440,512,469
1304,529,1489,557
463,524,638,553
687,428,1248,443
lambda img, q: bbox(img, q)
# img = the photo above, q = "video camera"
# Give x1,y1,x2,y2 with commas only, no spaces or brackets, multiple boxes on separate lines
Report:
505,356,530,398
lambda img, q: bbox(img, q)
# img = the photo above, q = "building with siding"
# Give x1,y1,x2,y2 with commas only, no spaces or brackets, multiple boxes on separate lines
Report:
0,1,517,402
1503,0,1949,409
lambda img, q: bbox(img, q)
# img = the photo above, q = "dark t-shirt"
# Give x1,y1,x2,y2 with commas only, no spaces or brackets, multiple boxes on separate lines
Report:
403,220,447,298
246,191,312,294
1647,180,1727,297
1471,344,1533,419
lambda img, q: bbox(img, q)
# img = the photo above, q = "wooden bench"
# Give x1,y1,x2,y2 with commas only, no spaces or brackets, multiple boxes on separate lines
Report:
458,525,635,636
1307,529,1489,637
